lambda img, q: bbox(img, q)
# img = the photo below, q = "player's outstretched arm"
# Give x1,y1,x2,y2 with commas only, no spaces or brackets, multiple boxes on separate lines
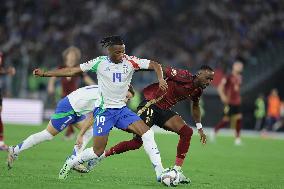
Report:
0,66,16,75
33,66,83,77
148,61,168,91
191,100,207,145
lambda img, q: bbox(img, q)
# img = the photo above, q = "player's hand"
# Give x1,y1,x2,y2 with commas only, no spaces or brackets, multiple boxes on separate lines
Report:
198,128,207,145
75,135,83,149
33,68,44,77
159,78,168,91
7,66,16,76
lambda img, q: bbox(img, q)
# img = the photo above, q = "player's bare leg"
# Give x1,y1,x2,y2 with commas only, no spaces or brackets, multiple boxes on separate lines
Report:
211,116,230,142
85,119,164,181
163,115,193,184
232,113,242,145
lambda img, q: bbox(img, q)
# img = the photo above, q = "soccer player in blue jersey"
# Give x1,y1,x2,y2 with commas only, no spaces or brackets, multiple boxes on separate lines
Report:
33,35,168,181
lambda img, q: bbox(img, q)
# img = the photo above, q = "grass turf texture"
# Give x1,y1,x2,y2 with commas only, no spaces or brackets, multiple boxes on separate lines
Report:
0,124,283,189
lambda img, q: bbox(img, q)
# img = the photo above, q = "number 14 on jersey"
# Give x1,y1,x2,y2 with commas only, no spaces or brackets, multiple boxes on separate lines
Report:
113,73,122,82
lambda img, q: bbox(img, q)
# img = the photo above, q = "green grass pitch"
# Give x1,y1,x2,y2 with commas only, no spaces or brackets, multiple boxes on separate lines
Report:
0,124,283,189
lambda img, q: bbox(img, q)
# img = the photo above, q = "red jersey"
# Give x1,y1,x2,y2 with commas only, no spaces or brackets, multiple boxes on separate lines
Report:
143,67,203,109
60,77,81,97
58,65,82,97
224,74,242,105
0,52,3,66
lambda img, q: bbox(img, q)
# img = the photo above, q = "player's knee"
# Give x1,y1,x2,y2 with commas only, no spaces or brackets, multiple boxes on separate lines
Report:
43,130,54,141
179,126,193,138
130,121,150,136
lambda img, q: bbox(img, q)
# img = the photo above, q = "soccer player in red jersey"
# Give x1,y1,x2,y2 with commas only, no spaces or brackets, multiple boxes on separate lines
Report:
86,65,214,184
0,51,16,151
48,46,94,139
211,61,243,145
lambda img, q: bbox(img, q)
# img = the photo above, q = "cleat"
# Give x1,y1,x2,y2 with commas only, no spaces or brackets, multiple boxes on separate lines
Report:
209,131,216,142
178,171,191,184
173,166,191,184
86,158,99,171
73,164,89,173
234,138,242,146
7,146,17,169
58,161,72,179
157,168,170,182
86,153,105,172
0,144,9,151
157,176,161,182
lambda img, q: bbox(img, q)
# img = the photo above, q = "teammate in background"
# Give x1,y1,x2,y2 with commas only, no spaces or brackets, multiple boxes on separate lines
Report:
80,65,214,184
48,46,94,140
211,61,243,145
0,51,16,151
7,84,135,170
33,35,168,182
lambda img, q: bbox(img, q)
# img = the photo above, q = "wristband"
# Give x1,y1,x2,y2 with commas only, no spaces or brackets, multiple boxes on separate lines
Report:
196,123,202,130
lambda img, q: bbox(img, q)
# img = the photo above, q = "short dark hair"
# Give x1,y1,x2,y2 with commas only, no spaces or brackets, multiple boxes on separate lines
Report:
199,65,213,72
100,35,124,48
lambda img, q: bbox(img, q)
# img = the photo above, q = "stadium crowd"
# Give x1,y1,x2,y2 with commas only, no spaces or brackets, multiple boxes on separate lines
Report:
0,0,283,96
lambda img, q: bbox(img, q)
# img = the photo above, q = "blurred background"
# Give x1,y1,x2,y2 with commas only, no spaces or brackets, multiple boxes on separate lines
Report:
0,0,283,131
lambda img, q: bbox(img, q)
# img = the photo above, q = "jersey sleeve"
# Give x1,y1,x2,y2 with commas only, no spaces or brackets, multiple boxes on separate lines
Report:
127,56,150,70
80,56,105,73
165,66,192,82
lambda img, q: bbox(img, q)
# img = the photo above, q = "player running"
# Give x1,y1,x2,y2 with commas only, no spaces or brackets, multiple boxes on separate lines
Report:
7,84,134,171
211,61,243,145
33,35,168,181
79,65,214,184
0,51,16,151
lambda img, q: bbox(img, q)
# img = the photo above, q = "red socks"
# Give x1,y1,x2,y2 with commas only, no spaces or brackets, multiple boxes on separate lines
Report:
214,120,229,133
105,136,143,157
175,125,193,166
236,118,242,138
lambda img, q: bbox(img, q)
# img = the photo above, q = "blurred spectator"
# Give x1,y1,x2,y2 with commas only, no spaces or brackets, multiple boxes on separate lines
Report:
0,0,283,97
47,46,94,140
254,94,266,130
272,101,284,131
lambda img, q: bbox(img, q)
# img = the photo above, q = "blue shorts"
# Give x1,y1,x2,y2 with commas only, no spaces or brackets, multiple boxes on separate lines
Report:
93,106,141,136
51,97,86,132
